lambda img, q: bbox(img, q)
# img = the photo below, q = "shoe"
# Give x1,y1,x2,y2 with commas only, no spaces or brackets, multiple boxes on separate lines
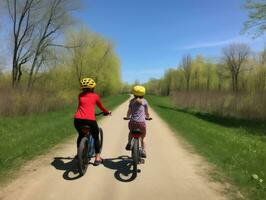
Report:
94,159,103,166
125,143,131,151
141,151,147,158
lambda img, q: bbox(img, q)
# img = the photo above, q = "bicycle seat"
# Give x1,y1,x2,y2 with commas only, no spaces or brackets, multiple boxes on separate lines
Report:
80,125,91,134
131,129,142,134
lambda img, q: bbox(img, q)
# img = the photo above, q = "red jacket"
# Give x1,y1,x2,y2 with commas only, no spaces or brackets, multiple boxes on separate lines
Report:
74,92,108,121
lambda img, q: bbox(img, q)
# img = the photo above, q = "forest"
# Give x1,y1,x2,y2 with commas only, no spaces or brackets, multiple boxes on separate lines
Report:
145,45,266,120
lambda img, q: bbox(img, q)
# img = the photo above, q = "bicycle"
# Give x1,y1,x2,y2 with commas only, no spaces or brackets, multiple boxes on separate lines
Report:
123,117,152,178
77,112,108,175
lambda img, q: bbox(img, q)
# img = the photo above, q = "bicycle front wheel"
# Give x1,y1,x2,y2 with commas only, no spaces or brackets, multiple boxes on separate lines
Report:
78,137,89,176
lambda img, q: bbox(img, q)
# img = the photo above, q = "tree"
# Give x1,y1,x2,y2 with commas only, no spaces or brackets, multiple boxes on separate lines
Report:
216,64,227,91
65,28,121,96
253,47,266,92
161,69,176,96
181,54,192,91
222,43,250,92
0,60,5,77
192,55,205,90
243,0,266,37
205,63,212,91
5,0,78,88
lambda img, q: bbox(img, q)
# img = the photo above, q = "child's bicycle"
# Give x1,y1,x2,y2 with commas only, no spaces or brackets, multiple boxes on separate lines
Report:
77,112,108,175
123,117,152,178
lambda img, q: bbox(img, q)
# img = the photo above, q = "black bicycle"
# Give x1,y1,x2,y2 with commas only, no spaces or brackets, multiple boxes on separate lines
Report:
77,112,108,175
123,117,152,178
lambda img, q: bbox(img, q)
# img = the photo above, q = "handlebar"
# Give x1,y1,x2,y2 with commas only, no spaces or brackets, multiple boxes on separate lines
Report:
96,111,111,116
123,117,152,120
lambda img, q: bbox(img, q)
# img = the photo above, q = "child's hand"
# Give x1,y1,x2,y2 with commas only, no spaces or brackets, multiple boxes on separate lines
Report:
104,111,112,116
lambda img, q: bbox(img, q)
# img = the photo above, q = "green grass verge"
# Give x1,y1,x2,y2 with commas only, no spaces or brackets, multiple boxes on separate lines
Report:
0,94,129,184
146,95,266,200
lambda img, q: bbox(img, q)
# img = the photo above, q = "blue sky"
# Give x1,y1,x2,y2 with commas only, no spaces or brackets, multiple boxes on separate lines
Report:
74,0,265,83
0,1,264,82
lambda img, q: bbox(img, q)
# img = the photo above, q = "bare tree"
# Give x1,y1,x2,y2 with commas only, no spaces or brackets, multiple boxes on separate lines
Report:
181,54,192,91
6,0,38,87
6,0,78,89
222,43,250,92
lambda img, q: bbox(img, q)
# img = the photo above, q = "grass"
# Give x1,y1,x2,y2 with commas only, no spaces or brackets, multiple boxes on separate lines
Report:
0,94,129,184
146,95,266,200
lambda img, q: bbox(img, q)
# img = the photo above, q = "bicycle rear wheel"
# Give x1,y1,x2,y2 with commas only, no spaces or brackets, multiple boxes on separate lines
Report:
99,128,103,153
131,138,139,177
77,137,89,175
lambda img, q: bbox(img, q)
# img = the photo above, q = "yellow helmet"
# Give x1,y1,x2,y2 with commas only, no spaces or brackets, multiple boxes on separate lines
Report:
80,78,96,89
132,85,146,96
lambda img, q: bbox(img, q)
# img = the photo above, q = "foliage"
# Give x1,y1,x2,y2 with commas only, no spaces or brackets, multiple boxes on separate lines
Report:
64,28,122,96
244,0,266,37
147,95,266,200
0,27,122,116
145,44,266,120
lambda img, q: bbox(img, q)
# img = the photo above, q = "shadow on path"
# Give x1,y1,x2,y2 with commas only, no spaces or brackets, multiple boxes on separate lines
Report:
51,156,82,180
103,155,138,182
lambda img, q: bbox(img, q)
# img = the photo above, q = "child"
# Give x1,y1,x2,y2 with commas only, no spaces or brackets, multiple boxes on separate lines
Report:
74,78,111,165
124,85,151,158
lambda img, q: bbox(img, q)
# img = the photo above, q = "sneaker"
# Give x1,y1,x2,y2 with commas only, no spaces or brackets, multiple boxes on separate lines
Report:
94,159,103,166
141,151,147,158
125,143,131,151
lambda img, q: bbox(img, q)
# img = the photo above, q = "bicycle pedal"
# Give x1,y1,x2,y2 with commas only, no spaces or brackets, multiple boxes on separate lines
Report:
139,159,145,164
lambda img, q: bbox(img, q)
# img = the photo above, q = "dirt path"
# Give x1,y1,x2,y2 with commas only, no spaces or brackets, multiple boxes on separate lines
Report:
0,100,228,200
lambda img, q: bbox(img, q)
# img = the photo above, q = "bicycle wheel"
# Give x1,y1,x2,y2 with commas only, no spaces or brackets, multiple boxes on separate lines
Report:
98,128,103,153
87,135,95,158
131,138,139,176
77,137,89,175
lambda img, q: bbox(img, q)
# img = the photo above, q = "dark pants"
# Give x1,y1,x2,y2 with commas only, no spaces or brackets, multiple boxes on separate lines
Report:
74,118,100,154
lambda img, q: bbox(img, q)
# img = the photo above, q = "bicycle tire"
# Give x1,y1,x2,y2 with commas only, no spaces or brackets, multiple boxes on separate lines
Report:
87,135,95,158
77,137,89,175
99,128,103,153
131,138,139,176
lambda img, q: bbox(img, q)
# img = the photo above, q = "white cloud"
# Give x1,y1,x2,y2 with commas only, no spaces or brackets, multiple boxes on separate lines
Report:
179,36,263,50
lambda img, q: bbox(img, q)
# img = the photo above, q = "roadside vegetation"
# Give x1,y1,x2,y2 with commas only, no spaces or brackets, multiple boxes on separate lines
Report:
0,0,126,185
147,95,266,200
0,0,122,117
0,94,128,185
145,47,266,120
144,2,266,199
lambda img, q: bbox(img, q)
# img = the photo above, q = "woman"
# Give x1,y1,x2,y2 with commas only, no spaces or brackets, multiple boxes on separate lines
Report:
74,78,111,165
